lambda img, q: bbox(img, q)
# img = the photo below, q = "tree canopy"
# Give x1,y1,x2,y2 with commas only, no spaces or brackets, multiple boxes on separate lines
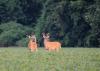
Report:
0,0,100,47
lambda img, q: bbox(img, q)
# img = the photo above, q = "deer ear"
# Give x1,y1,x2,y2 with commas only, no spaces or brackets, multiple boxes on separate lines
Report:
42,33,45,35
28,35,31,38
47,33,50,35
42,33,45,37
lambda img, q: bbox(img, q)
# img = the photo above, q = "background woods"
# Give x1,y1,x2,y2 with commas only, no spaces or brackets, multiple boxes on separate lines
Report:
0,0,100,47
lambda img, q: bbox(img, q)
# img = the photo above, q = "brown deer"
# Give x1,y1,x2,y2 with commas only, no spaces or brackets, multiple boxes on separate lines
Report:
28,33,37,52
42,33,61,51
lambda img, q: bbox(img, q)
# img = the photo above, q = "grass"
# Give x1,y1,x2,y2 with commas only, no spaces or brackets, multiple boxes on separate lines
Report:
0,47,100,71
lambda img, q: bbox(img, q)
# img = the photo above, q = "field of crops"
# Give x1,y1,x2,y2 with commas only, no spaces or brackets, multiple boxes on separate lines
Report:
0,47,100,71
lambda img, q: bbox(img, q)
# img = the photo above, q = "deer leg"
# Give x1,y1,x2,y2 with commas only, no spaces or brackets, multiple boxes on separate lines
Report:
30,48,33,52
56,48,59,52
35,48,38,52
48,48,51,52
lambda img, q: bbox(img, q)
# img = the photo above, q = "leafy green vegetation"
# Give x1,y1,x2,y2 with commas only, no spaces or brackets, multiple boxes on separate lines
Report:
0,0,99,47
0,22,33,46
0,48,100,71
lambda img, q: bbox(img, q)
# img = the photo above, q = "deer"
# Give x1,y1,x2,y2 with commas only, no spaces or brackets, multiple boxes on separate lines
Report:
42,33,61,52
28,33,37,52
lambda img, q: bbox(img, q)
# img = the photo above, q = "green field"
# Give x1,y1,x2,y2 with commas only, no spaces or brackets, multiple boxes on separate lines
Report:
0,47,100,71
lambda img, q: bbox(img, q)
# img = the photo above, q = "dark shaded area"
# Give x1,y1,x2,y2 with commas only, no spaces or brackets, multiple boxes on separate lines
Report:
0,0,99,47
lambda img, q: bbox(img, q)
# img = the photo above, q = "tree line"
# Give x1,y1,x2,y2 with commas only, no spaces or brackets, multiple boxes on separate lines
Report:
0,0,100,47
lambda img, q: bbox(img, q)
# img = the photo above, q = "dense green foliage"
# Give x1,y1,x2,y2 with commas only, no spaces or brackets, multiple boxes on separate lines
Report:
0,0,100,47
0,48,100,71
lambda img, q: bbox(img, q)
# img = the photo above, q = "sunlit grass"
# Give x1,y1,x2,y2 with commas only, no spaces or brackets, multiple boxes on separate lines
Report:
0,47,100,71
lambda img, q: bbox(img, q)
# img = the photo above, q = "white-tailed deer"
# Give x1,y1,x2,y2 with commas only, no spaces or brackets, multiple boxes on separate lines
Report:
28,35,37,52
42,33,61,51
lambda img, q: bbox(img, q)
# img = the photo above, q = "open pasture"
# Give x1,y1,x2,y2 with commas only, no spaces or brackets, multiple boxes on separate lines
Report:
0,47,100,71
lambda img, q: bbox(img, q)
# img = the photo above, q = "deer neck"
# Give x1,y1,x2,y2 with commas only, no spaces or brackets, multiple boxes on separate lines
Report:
44,38,49,43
